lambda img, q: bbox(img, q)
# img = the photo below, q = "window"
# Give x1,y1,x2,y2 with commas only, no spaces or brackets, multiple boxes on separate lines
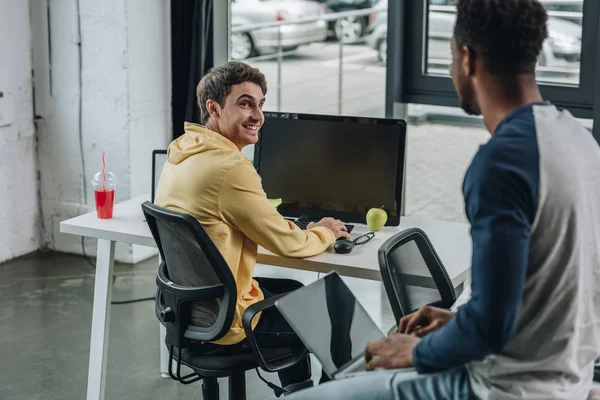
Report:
228,0,388,118
425,1,583,87
541,0,584,14
214,0,599,222
385,0,598,222
392,0,599,118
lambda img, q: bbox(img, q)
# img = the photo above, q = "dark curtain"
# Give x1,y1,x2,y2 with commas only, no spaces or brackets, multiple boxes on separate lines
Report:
171,0,214,139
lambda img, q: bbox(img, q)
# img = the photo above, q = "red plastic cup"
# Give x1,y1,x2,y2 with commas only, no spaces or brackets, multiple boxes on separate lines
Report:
94,188,115,219
92,172,117,219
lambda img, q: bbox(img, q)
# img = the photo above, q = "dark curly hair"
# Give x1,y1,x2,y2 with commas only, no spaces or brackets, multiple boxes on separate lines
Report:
196,61,267,124
453,0,548,75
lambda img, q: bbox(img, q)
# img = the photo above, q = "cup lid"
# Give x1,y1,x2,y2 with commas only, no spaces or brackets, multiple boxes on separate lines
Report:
92,171,117,188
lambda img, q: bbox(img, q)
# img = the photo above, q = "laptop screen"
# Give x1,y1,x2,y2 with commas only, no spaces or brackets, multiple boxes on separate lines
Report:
275,273,385,377
151,150,167,203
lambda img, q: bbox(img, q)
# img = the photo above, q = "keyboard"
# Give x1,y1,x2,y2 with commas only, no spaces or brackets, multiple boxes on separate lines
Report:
291,218,354,234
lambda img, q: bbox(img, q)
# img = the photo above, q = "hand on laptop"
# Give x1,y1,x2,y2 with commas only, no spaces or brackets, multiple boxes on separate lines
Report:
307,218,351,240
364,333,420,370
398,305,456,337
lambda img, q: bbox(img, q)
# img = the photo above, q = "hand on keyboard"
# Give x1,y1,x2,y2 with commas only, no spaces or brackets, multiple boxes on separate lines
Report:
306,217,352,240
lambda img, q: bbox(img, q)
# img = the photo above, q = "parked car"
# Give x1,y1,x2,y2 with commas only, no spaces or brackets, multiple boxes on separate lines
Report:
430,0,583,23
539,0,583,24
364,0,388,62
430,0,582,9
308,0,379,43
366,3,581,72
540,0,583,12
231,0,328,60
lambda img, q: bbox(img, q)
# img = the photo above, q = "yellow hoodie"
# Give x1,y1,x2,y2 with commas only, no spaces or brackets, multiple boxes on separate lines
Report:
154,122,336,345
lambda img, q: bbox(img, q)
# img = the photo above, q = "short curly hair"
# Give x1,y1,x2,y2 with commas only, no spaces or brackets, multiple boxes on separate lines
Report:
196,61,267,124
453,0,548,75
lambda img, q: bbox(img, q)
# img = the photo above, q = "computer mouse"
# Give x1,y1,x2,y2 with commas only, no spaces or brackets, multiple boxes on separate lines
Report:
334,238,355,254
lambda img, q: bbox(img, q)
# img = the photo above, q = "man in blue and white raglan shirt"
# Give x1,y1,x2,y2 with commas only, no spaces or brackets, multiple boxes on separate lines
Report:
290,0,600,399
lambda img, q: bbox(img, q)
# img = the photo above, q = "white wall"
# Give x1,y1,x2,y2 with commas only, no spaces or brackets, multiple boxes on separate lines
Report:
33,0,171,263
0,0,41,263
126,0,172,262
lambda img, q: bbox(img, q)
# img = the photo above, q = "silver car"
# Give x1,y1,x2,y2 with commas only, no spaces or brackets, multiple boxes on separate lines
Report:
231,0,328,60
366,3,581,73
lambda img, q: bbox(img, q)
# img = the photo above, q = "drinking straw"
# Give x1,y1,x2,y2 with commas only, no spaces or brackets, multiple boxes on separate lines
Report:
101,151,106,190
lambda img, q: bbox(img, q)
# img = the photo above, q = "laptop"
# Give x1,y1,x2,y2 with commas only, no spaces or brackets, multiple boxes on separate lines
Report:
151,149,167,203
275,272,417,380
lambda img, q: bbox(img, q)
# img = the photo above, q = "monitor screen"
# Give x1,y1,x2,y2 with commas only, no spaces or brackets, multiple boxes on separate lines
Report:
254,113,406,225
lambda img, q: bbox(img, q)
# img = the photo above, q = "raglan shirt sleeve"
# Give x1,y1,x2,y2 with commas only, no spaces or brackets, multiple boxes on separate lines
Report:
219,160,336,257
412,134,539,372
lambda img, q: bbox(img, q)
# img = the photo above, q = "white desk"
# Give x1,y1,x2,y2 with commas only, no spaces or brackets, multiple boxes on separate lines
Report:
60,194,472,400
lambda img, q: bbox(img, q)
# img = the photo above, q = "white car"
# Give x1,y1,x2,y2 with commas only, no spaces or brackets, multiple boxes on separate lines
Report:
231,0,328,60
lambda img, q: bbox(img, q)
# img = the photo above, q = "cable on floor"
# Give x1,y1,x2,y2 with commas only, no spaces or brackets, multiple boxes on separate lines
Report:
81,237,155,305
111,297,155,304
81,236,96,268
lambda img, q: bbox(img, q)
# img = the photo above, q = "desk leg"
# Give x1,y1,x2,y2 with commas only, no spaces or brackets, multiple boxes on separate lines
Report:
86,239,115,400
160,324,169,377
158,255,171,378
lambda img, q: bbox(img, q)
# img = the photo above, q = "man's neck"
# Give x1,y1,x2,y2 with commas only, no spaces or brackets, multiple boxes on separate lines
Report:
479,75,544,134
205,120,220,134
204,120,243,151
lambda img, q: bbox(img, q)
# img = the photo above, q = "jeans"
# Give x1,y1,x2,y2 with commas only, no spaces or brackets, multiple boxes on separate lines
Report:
191,277,311,388
287,366,479,400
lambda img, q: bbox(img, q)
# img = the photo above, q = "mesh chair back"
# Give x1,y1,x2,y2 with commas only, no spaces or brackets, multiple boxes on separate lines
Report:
142,201,237,343
378,228,456,323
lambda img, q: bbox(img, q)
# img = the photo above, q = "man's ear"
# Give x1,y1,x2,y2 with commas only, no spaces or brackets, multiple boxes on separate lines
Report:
206,99,220,119
462,45,476,76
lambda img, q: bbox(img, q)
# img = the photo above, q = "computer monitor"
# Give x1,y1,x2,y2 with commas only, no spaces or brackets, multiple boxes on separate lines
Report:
254,112,406,226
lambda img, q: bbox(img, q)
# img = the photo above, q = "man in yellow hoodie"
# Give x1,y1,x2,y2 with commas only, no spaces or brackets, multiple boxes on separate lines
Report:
154,61,351,393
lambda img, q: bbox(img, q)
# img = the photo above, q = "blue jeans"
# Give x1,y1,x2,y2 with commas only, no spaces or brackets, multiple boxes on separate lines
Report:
288,366,479,400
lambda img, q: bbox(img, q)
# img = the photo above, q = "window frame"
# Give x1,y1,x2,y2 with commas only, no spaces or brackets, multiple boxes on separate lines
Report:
387,0,600,120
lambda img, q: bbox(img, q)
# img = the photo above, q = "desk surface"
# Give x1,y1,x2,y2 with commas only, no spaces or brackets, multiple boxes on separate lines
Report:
60,195,472,285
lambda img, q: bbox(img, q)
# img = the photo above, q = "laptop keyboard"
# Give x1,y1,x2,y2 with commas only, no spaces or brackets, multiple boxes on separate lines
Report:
345,358,366,374
334,356,367,378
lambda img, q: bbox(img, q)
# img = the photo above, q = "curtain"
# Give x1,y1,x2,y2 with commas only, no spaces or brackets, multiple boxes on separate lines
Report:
171,0,214,139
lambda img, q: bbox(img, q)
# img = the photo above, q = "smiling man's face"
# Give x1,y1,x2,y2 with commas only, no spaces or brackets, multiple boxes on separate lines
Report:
206,81,265,150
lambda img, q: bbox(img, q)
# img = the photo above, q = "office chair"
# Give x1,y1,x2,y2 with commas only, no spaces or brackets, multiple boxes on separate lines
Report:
142,201,307,400
378,228,457,332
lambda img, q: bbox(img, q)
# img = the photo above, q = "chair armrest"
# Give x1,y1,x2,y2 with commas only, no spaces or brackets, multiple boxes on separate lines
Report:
242,293,307,373
156,264,225,302
156,261,233,343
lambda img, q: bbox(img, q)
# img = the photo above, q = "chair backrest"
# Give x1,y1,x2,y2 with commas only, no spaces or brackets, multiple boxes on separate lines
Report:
378,228,456,323
142,201,237,346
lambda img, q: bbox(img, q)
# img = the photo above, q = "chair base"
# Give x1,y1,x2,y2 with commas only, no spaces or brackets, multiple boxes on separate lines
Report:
228,371,246,400
202,377,219,400
170,344,301,399
199,373,247,400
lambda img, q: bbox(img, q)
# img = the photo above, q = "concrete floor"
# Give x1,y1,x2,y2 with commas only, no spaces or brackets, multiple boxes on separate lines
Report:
0,251,395,400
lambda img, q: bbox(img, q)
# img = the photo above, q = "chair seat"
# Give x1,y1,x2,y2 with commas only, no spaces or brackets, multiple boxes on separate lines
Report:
176,346,301,376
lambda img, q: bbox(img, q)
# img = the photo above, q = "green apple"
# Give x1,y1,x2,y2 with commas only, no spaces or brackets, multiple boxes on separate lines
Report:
366,207,387,231
268,198,283,208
